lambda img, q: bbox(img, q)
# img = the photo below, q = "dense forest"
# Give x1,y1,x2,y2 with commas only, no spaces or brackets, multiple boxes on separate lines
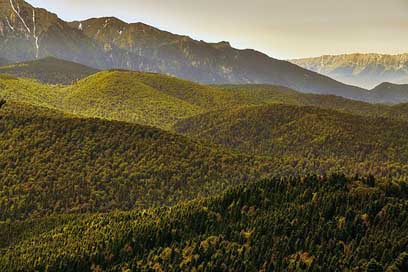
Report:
2,101,408,221
0,57,98,85
1,68,408,271
1,175,407,271
2,69,408,131
175,104,408,163
0,102,276,220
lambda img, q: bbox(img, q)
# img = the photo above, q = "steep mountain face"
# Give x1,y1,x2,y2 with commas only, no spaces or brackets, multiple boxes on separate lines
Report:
0,0,109,67
0,56,98,84
68,17,369,100
0,0,372,101
291,53,408,89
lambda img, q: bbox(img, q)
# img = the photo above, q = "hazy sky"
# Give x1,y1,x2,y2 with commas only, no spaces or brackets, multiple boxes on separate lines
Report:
26,0,408,59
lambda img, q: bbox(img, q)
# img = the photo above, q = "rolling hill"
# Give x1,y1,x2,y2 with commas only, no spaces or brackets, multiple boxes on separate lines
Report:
174,104,408,164
61,71,205,129
1,99,408,221
2,70,408,130
291,53,408,89
0,57,98,84
0,0,382,103
1,175,407,271
0,101,276,220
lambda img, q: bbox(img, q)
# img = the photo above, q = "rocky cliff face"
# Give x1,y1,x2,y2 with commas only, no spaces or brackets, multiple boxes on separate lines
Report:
291,53,408,89
0,0,109,67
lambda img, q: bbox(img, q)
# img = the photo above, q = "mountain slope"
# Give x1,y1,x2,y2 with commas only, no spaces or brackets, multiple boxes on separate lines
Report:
218,84,408,119
291,53,408,89
0,0,109,67
62,71,204,129
0,101,277,220
0,56,98,84
69,17,370,101
2,70,408,130
1,175,407,271
0,0,375,102
0,57,10,66
175,104,408,164
370,82,408,104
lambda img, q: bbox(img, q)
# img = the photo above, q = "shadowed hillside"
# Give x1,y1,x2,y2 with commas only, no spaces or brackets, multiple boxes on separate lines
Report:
1,175,407,271
0,57,10,66
0,57,98,84
371,82,408,104
175,104,408,164
0,101,275,220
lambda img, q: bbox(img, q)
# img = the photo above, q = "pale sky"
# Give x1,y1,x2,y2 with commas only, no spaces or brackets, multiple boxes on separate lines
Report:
26,0,408,59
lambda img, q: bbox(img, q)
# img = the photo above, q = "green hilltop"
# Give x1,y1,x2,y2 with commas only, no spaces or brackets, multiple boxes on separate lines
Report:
0,57,98,85
1,69,408,131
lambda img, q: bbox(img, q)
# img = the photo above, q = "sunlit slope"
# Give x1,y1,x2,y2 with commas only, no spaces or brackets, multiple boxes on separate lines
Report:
0,74,63,107
2,70,408,130
62,71,204,129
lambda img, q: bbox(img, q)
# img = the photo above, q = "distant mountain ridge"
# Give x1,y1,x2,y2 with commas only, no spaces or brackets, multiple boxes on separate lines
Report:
0,57,10,66
291,53,408,89
0,0,376,102
370,82,408,104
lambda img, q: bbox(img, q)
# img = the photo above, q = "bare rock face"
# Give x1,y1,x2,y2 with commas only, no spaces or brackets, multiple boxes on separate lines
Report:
0,0,109,67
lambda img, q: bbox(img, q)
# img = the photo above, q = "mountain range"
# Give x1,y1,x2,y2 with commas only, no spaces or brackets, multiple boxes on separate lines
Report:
0,0,379,102
291,53,408,89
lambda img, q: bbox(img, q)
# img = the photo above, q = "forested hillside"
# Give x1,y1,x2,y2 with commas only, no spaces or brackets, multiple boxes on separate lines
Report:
1,175,407,271
175,104,408,163
2,101,408,222
0,101,277,220
2,70,408,131
0,57,98,85
1,70,408,271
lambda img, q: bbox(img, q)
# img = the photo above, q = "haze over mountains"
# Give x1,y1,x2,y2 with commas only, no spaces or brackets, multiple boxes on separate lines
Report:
292,53,408,89
0,0,381,102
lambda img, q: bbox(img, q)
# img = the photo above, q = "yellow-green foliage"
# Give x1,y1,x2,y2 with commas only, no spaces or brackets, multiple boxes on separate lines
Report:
0,74,64,108
0,102,275,220
175,104,408,177
2,70,408,131
62,71,204,129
